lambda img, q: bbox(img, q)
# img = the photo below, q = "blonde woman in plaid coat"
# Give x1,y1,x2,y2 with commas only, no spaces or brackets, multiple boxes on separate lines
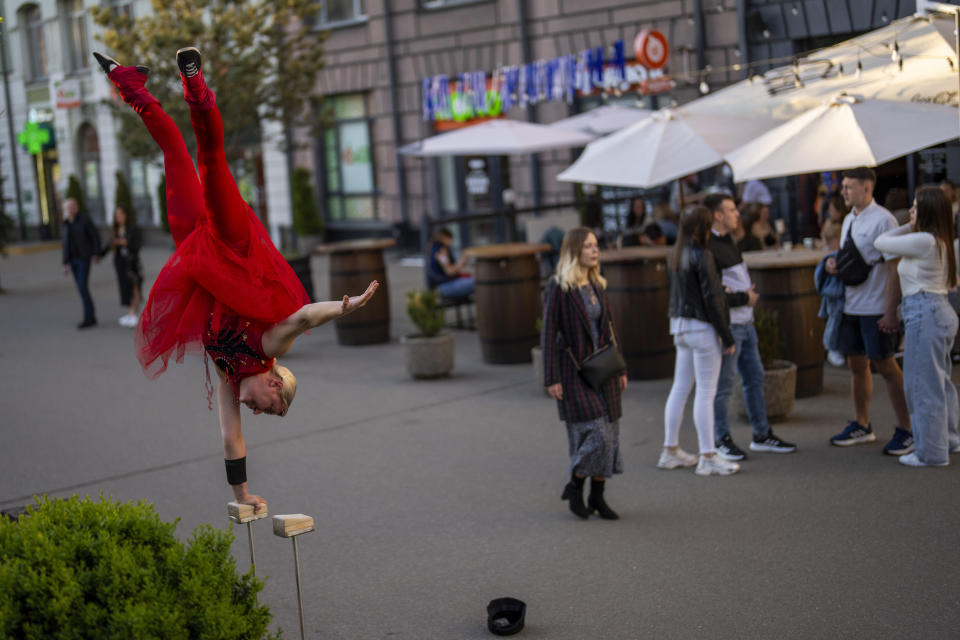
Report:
541,227,628,520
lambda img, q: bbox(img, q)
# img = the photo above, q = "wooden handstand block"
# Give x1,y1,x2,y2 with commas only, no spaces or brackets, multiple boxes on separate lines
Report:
227,501,268,524
272,514,315,538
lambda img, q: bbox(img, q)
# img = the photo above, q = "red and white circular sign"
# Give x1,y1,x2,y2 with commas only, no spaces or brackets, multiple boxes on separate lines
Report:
634,30,669,70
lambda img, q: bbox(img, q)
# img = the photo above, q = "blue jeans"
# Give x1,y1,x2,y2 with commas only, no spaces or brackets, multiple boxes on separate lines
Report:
901,292,960,465
70,258,96,323
714,323,769,441
437,276,474,300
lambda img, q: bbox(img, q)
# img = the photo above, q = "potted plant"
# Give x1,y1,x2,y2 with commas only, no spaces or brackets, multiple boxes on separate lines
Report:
402,289,454,379
731,306,797,421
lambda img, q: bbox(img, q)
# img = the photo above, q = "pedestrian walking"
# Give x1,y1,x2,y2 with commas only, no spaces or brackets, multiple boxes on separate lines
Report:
106,204,144,328
61,197,102,329
94,48,378,512
541,227,627,519
824,167,913,454
874,186,960,466
705,193,796,461
659,206,739,476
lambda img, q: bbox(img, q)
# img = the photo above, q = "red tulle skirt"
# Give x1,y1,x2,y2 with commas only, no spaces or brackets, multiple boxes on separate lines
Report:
135,204,309,379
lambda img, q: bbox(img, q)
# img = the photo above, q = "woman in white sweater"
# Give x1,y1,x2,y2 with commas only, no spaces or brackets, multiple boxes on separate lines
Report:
875,186,960,466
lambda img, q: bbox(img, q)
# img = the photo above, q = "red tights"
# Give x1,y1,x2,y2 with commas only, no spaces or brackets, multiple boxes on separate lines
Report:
138,102,249,253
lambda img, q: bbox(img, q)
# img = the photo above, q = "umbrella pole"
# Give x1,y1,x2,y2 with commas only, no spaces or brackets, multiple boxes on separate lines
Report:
677,178,686,211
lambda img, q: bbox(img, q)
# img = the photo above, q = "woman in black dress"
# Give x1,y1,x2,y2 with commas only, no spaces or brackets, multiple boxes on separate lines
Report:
108,205,143,327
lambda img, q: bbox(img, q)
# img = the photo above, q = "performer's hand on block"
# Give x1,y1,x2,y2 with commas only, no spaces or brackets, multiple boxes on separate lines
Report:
227,501,268,523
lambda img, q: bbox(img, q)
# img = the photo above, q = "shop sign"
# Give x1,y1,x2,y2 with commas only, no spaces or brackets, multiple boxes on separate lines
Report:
52,77,81,109
18,121,53,154
423,31,673,126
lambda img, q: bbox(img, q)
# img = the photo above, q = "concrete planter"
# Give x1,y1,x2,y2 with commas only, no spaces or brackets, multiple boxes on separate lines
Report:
731,359,797,422
401,333,454,379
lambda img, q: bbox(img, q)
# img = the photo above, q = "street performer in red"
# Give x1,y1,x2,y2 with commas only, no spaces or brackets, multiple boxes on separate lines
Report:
93,48,378,513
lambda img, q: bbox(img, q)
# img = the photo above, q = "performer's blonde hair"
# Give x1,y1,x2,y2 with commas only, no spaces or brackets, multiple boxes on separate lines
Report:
554,226,606,292
274,363,297,417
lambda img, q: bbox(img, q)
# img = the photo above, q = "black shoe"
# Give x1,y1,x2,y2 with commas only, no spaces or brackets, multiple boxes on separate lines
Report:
587,479,619,520
176,47,202,78
561,479,589,519
750,430,797,453
77,318,97,329
716,434,746,461
92,51,148,76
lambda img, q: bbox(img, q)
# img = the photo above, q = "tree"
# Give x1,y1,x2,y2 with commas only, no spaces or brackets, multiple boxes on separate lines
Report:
92,0,328,166
65,175,88,216
114,170,135,223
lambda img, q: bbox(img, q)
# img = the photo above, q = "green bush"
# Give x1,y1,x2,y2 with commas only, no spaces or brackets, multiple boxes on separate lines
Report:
114,171,136,224
65,175,88,216
290,167,323,237
0,495,279,639
754,306,782,368
406,289,444,338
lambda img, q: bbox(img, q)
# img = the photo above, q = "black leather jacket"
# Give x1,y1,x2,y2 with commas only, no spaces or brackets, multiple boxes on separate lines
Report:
667,243,734,348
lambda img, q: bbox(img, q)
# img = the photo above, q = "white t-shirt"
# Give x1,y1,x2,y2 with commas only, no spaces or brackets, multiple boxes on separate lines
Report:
874,225,950,296
839,200,898,315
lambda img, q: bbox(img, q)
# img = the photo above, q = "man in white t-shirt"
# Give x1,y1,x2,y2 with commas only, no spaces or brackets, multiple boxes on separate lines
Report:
824,167,913,454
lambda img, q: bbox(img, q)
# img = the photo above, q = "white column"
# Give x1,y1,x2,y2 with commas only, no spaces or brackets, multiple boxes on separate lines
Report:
260,117,291,248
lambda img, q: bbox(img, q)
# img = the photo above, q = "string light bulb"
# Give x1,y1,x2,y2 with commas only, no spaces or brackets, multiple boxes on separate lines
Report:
891,42,901,65
699,79,710,94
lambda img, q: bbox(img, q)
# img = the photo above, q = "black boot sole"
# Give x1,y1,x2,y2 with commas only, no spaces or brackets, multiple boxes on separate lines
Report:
92,52,148,76
176,47,202,77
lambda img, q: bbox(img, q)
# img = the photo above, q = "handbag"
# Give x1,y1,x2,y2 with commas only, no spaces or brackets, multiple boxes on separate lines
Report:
834,225,872,286
568,321,626,392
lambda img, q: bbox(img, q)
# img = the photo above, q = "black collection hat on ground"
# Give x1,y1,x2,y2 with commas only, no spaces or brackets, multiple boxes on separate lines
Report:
486,597,526,636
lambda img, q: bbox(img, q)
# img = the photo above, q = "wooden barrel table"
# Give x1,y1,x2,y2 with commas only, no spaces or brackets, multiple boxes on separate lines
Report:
314,238,395,345
744,248,827,398
600,246,673,380
464,243,550,364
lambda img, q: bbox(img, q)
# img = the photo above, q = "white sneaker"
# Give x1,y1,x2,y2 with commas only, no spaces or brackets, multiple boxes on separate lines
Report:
119,313,138,328
827,350,845,367
898,452,948,467
118,314,132,327
695,455,741,476
657,447,698,469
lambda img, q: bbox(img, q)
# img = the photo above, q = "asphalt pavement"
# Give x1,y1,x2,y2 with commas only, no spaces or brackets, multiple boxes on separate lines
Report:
1,243,958,639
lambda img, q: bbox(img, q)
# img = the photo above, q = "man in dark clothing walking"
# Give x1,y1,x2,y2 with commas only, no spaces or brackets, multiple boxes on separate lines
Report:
61,198,102,328
705,193,796,460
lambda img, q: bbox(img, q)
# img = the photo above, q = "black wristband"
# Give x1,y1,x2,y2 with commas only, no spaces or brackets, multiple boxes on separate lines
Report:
225,457,247,485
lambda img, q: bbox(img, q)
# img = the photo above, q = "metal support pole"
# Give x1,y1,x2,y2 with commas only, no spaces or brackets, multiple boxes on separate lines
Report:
292,537,306,640
246,521,257,577
0,21,25,240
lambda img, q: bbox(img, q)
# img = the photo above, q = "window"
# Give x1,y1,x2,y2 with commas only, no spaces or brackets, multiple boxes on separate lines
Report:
316,0,364,26
107,0,134,20
19,4,47,80
319,94,377,222
421,0,488,9
59,0,88,73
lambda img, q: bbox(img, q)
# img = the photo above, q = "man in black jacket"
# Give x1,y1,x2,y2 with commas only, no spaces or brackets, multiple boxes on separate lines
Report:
61,198,102,328
705,193,796,460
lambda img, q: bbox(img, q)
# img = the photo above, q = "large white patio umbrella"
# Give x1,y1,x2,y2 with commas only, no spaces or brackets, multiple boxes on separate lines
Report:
725,93,960,181
547,104,653,137
556,108,778,188
398,119,593,156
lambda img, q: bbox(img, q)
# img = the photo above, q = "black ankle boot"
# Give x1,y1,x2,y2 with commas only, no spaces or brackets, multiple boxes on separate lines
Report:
561,475,589,519
588,479,619,520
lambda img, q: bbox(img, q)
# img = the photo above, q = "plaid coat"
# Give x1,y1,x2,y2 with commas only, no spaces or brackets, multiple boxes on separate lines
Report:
540,278,625,423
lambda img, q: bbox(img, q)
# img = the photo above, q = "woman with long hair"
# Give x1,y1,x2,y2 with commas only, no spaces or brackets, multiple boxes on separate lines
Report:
107,205,144,327
541,227,628,519
875,186,960,466
659,206,738,476
93,48,378,511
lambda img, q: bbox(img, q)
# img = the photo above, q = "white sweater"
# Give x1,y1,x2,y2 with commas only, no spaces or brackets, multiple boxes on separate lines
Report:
874,225,950,296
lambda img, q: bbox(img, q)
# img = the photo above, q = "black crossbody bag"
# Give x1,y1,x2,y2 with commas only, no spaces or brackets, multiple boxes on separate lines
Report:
567,320,626,392
835,222,873,286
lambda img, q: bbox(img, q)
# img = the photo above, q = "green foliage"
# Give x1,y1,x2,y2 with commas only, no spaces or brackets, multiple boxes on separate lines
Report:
158,175,170,233
0,211,13,255
66,175,88,216
92,0,328,164
754,306,782,368
0,495,280,639
290,167,323,236
406,289,445,338
114,171,136,224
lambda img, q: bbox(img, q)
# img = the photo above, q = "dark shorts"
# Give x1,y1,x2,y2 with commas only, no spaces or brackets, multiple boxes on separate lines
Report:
837,313,898,361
